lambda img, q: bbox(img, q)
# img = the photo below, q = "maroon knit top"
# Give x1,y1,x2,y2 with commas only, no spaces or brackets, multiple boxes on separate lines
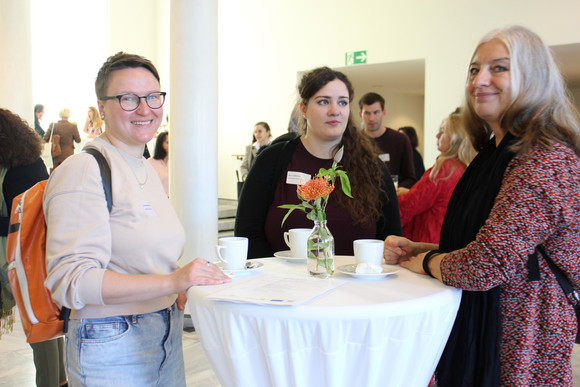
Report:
264,140,376,255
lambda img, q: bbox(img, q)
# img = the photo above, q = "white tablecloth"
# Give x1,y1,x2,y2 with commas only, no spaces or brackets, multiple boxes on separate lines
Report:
187,256,461,387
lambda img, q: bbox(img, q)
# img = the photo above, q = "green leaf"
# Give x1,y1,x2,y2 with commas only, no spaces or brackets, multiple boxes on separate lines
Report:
277,204,306,226
278,204,302,209
336,171,353,198
317,168,332,178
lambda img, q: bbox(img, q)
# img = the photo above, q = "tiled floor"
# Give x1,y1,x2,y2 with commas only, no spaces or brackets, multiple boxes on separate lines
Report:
0,309,220,386
1,308,580,386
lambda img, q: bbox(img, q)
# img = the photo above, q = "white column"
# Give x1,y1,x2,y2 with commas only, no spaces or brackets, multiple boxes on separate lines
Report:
0,0,33,123
170,0,218,264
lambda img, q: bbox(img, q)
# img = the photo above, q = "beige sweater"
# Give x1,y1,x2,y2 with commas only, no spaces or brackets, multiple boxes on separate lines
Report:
44,138,186,319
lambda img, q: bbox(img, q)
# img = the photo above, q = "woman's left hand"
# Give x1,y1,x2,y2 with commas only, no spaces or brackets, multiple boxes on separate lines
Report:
172,258,231,291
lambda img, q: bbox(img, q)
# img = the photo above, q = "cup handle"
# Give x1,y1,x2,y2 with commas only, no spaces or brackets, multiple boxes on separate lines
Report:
215,245,228,263
284,232,291,248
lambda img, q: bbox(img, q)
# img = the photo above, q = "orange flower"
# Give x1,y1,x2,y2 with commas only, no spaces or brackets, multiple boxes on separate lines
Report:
297,177,334,201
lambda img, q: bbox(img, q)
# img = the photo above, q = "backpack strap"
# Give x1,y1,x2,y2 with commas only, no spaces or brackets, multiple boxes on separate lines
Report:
529,246,579,305
536,245,579,306
83,148,112,212
59,148,112,333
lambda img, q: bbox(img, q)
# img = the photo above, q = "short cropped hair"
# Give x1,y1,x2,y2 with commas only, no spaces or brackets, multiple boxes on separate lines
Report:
358,92,385,111
59,108,70,119
95,52,160,99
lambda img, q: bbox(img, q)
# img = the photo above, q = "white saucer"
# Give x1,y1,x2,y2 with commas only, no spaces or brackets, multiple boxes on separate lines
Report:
336,264,400,279
216,261,264,277
273,250,307,263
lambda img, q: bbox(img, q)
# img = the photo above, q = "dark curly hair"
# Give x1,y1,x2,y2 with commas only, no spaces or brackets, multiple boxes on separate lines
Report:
298,67,385,225
0,108,43,167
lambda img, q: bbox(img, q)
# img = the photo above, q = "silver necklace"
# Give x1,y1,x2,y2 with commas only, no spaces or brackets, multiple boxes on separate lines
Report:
113,145,148,189
131,164,148,189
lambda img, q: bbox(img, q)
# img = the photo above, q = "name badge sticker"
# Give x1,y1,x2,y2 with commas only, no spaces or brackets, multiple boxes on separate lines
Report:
141,201,159,217
379,153,390,162
286,171,311,186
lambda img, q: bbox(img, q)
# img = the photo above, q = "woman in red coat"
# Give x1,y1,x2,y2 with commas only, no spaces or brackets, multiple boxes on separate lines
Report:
397,109,476,243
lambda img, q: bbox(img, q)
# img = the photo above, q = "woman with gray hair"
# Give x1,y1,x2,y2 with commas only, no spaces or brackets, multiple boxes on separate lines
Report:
43,108,81,169
385,26,580,385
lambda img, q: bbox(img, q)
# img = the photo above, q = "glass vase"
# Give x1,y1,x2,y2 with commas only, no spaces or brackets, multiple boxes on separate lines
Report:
307,220,335,278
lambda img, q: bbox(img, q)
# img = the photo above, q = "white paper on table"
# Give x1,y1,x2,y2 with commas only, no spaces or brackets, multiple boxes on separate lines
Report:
206,273,346,306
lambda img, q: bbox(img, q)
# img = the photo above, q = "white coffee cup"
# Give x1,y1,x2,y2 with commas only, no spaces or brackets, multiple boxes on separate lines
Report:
215,237,248,270
283,228,311,258
353,239,384,266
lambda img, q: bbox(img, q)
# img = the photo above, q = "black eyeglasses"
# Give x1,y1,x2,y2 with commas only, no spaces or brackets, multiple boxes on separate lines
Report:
101,92,166,111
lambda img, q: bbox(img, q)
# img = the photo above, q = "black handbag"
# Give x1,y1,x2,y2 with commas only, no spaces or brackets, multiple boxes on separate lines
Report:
528,246,580,344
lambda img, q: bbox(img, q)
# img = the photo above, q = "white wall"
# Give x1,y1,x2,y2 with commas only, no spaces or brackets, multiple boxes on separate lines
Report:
30,0,107,127
215,0,580,199
381,92,425,155
25,0,580,199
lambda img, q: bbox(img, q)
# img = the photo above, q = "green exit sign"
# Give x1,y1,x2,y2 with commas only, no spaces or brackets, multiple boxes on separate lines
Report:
345,50,367,66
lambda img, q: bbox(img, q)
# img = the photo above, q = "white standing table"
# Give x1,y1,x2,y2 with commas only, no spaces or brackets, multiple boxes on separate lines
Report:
187,256,461,387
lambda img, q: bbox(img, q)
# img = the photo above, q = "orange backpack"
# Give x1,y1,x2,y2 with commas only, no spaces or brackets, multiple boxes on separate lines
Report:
6,148,111,343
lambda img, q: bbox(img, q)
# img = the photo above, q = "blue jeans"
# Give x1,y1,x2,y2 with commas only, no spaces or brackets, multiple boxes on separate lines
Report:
66,302,185,387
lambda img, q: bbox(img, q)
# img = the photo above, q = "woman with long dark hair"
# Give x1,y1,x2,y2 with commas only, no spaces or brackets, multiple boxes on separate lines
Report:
148,131,169,195
240,121,271,180
235,66,401,257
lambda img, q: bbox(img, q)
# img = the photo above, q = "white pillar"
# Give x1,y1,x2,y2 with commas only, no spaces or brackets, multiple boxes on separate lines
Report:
170,0,218,265
0,0,33,123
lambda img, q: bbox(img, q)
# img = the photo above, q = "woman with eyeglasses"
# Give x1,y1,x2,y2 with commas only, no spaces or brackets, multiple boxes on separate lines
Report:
43,52,230,386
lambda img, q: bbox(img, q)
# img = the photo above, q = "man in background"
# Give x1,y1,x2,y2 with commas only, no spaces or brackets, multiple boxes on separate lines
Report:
359,92,416,188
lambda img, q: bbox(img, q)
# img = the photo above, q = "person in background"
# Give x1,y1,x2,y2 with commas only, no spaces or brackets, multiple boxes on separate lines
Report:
147,131,169,195
0,108,67,387
43,108,81,169
384,26,580,385
235,66,401,258
82,106,104,138
398,126,425,185
272,103,301,145
359,92,416,188
34,104,45,138
240,121,272,180
397,110,476,244
43,52,230,386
